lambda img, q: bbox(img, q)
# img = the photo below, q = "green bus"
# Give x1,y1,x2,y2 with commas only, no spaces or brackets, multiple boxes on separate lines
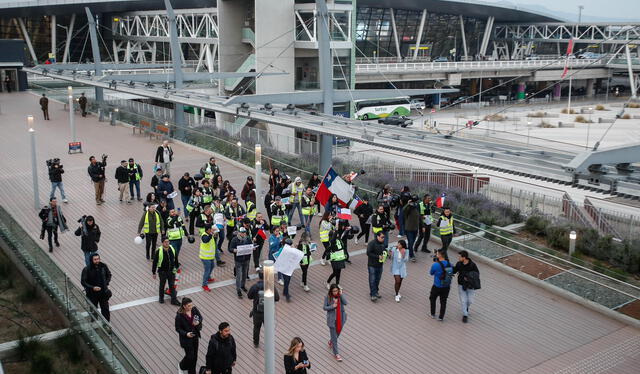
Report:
354,97,411,120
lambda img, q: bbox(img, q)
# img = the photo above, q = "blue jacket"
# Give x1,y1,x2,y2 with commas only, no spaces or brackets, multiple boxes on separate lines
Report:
268,234,282,260
157,180,175,200
430,260,451,288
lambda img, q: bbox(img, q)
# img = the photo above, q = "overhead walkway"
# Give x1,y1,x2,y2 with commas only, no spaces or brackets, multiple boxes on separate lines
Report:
1,90,640,373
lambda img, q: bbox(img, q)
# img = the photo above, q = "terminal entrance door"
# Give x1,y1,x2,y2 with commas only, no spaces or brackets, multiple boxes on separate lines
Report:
0,69,17,92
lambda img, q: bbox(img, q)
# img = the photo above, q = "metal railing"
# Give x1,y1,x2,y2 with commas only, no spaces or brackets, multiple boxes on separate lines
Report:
355,58,602,73
0,205,148,373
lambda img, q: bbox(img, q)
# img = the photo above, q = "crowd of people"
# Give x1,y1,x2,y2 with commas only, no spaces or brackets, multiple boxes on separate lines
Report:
37,139,481,373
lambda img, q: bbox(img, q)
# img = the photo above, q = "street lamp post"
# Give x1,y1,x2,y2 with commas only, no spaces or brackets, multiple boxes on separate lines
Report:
569,230,577,257
263,260,275,374
68,86,76,142
587,107,592,149
237,141,242,160
255,144,262,202
28,122,40,210
527,121,532,145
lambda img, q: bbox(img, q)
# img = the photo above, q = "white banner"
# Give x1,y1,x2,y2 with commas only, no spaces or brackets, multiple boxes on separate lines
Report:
236,244,254,256
274,244,304,276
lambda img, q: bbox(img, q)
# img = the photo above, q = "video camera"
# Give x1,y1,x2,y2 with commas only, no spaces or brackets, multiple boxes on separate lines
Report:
100,154,108,163
77,215,87,223
46,158,62,169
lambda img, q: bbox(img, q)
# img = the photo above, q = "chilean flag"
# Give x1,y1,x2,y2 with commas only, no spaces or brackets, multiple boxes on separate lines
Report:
316,167,363,211
561,38,575,79
436,193,447,208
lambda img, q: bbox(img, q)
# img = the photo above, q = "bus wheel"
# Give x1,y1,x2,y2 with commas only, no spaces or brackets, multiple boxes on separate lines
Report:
362,114,369,120
392,111,399,116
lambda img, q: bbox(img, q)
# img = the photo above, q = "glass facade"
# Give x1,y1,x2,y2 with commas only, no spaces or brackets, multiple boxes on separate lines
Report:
356,7,487,60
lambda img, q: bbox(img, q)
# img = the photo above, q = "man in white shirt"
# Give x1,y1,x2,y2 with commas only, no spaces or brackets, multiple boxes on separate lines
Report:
154,140,173,176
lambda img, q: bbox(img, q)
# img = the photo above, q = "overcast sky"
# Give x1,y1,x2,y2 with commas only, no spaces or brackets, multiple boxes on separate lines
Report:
481,0,640,21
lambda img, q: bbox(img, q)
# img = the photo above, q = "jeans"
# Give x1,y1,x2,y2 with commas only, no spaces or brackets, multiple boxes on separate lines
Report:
287,202,304,225
181,194,191,213
235,260,250,291
170,239,182,266
304,214,313,234
415,223,431,252
329,327,341,355
201,259,215,286
158,270,178,302
301,264,309,285
129,180,140,199
357,220,370,243
44,226,58,250
217,228,225,252
429,285,450,319
159,162,171,176
49,181,66,200
405,230,417,258
83,251,96,267
383,230,389,249
458,285,476,316
282,274,291,297
397,206,405,236
368,265,383,297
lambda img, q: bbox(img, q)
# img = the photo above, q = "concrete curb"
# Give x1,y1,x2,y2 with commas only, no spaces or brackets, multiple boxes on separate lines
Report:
0,328,70,359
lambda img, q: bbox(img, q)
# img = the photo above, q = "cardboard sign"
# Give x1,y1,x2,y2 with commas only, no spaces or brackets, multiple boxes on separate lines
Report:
309,242,317,252
236,244,254,256
68,142,82,154
281,197,290,205
167,191,178,199
287,226,297,236
274,244,304,276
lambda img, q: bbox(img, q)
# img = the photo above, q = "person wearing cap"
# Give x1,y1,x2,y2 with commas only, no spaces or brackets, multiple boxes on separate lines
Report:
200,224,218,292
354,195,373,245
157,174,176,210
167,209,188,270
138,204,165,260
115,160,132,203
287,177,305,225
270,196,288,227
200,156,221,182
229,226,252,298
301,186,316,236
403,195,420,262
150,167,163,193
224,198,245,251
127,158,143,201
75,215,100,266
178,172,197,217
152,237,180,305
187,189,204,236
240,176,256,204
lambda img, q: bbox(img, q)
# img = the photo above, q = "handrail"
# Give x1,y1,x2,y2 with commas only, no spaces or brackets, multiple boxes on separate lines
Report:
355,59,602,72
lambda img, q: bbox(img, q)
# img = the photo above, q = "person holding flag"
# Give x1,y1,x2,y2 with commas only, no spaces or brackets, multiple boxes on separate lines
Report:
251,212,270,271
436,206,455,259
435,193,447,209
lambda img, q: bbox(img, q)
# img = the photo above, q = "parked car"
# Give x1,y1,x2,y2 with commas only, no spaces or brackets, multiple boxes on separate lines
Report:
433,56,448,62
525,55,540,60
410,100,425,110
378,116,413,127
579,52,603,59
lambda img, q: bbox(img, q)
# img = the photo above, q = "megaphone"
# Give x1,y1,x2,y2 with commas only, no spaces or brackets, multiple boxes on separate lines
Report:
134,236,144,245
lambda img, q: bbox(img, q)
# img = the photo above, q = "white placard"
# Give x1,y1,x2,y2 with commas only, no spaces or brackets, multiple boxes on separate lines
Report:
213,213,225,226
167,191,178,199
424,215,432,225
439,218,449,228
281,197,290,205
235,244,254,256
287,225,297,236
274,244,304,276
309,243,317,252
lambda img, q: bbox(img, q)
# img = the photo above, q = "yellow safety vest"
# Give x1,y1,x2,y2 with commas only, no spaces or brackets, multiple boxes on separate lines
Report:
127,163,141,181
199,233,216,260
167,217,184,240
202,187,213,203
300,244,312,265
439,216,454,236
301,195,313,216
291,183,303,202
198,213,210,236
270,203,287,226
372,213,384,233
227,206,241,227
330,240,346,262
246,201,257,220
187,196,201,213
156,245,176,269
319,220,331,242
203,163,218,180
143,211,161,233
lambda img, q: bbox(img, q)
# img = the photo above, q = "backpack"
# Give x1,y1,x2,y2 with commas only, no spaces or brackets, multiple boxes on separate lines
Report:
438,261,453,287
256,290,265,313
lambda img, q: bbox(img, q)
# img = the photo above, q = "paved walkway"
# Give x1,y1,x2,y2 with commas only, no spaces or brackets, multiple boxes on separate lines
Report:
0,91,639,373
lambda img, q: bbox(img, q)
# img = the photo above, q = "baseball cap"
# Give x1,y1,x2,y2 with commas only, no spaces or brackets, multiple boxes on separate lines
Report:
238,227,247,233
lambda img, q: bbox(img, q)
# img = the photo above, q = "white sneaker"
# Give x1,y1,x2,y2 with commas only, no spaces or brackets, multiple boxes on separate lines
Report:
321,259,326,266
304,285,310,292
255,267,261,272
395,295,400,303
300,281,305,287
326,283,330,290
63,199,68,203
278,279,284,286
354,237,358,244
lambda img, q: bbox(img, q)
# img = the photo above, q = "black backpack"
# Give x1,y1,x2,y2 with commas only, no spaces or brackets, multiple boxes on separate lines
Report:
438,261,453,287
256,290,265,313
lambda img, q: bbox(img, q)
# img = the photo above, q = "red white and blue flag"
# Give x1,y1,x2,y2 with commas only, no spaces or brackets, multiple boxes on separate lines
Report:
316,167,363,211
436,193,447,208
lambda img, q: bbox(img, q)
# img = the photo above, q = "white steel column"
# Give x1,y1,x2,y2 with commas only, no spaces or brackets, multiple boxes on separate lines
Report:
479,16,494,57
17,18,38,64
626,44,638,98
459,15,468,59
62,14,76,64
389,8,401,60
112,40,119,63
413,9,427,60
51,15,57,61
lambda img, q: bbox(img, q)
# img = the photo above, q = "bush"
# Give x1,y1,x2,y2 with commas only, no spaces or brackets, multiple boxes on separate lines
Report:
16,336,43,361
621,113,631,119
19,284,38,303
574,115,592,123
561,108,576,114
595,104,606,110
538,121,556,128
57,332,84,363
484,114,506,121
527,111,545,118
524,215,549,236
31,350,54,374
626,102,640,108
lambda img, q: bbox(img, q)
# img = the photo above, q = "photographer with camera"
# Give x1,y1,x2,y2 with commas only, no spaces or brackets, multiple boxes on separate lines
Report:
88,154,108,205
74,215,101,266
47,158,68,203
38,197,68,252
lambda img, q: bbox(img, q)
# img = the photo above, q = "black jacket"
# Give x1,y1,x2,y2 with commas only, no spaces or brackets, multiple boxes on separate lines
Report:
251,219,270,246
152,247,177,274
229,235,252,262
248,280,280,315
453,260,480,287
178,177,197,197
284,350,310,374
87,161,106,182
80,262,111,295
175,307,203,348
354,203,373,223
366,239,386,267
155,145,173,163
48,165,64,182
127,163,143,182
206,332,236,371
75,224,101,253
115,166,130,184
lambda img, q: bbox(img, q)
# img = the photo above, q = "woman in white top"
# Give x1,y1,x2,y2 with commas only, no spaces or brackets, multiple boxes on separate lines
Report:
389,239,409,302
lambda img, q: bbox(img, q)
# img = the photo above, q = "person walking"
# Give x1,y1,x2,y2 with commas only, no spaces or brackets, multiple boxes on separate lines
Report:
284,337,311,374
224,198,245,252
200,224,218,292
152,237,180,305
151,167,163,193
179,172,197,215
187,189,204,236
436,207,455,259
115,160,131,203
74,215,101,266
78,92,87,117
300,187,316,235
366,231,387,302
39,93,50,120
47,158,68,203
354,195,373,244
38,197,68,252
268,226,284,284
323,284,347,362
166,209,187,270
429,249,453,321
318,211,333,266
390,239,409,303
288,177,305,225
371,205,391,250
80,253,112,321
127,158,143,201
453,250,481,323
325,229,346,289
157,174,176,210
87,155,107,205
269,196,288,228
200,157,221,183
414,194,434,253
175,297,203,374
240,176,255,205
307,173,322,216
229,227,252,299
138,204,165,260
155,140,173,176
403,195,420,262
205,322,236,374
247,269,280,347
250,212,269,271
297,232,312,292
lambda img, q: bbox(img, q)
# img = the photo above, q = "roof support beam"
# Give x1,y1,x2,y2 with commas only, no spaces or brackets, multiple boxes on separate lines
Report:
317,0,333,175
459,15,468,59
390,8,401,60
413,9,427,60
85,8,103,103
62,14,75,64
16,18,37,64
626,44,638,99
479,16,494,57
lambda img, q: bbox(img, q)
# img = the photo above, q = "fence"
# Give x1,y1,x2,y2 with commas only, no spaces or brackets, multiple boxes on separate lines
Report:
0,205,149,374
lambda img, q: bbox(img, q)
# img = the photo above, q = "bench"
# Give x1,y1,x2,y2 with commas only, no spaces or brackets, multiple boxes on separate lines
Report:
151,124,170,140
134,120,152,135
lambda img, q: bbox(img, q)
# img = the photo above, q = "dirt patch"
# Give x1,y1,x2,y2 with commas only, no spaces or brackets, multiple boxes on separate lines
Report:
497,253,566,280
617,300,640,320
